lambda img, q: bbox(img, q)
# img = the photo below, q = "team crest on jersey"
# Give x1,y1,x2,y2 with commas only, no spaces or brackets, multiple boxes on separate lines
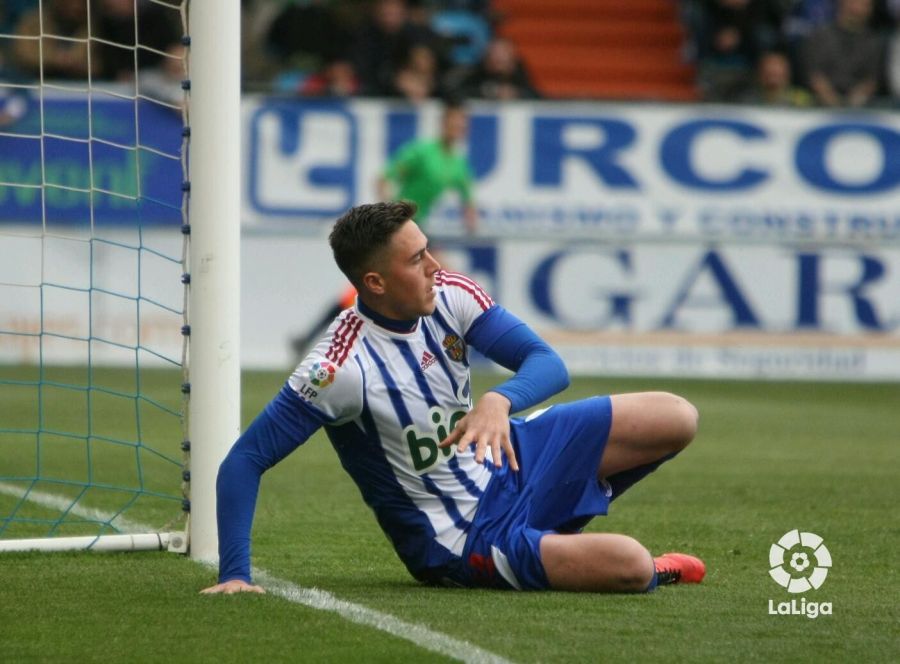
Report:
308,361,336,388
442,334,465,362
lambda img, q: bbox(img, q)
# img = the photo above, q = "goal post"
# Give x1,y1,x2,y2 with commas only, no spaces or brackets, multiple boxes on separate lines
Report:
0,0,241,562
185,0,242,563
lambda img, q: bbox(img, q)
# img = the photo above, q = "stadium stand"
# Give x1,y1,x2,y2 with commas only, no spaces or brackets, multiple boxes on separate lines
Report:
493,0,699,101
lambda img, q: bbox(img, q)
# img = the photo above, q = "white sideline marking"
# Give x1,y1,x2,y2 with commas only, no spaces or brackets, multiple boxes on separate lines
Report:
0,482,514,664
256,571,513,664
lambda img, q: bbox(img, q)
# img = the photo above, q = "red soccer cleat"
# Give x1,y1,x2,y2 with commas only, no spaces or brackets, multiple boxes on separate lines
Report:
653,552,706,585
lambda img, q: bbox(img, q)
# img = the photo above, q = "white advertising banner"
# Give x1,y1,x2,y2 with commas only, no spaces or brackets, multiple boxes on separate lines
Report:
2,230,898,380
241,233,900,381
439,240,900,381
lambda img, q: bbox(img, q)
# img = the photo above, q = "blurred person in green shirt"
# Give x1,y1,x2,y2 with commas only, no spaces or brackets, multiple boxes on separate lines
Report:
292,102,478,358
377,101,478,235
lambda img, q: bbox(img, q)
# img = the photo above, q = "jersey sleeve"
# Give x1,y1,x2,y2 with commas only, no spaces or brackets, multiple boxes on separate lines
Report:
217,384,328,584
435,270,494,335
286,348,363,425
465,307,570,413
218,317,365,584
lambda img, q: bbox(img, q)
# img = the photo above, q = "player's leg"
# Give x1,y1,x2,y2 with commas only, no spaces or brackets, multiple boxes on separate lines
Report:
598,391,698,480
539,532,654,592
538,532,706,592
484,395,703,593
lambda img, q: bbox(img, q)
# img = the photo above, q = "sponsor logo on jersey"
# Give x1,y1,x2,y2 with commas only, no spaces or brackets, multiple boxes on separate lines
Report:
442,334,465,362
420,351,437,371
308,361,336,388
404,407,467,472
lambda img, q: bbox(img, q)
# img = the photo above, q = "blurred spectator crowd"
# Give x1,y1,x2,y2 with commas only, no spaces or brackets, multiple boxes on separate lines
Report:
0,0,538,106
0,0,186,109
1,0,900,108
242,0,538,102
687,0,900,106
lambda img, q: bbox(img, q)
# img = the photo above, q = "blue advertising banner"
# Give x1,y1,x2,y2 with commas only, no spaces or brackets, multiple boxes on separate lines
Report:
0,92,184,226
241,98,900,243
6,95,899,241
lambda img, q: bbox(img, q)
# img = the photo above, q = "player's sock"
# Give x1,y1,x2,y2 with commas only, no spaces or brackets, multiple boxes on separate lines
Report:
605,451,678,502
644,569,659,592
653,552,706,585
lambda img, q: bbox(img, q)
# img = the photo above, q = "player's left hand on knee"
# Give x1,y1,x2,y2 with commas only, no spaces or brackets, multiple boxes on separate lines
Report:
439,392,518,471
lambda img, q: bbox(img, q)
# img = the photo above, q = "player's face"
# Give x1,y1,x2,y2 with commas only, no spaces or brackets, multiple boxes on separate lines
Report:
442,109,468,144
377,220,441,320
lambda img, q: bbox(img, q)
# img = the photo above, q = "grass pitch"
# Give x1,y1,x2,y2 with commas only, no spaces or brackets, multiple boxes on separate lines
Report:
2,369,898,663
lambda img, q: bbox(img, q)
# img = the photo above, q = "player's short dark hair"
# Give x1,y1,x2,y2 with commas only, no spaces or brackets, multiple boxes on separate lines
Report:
442,96,466,114
329,200,418,287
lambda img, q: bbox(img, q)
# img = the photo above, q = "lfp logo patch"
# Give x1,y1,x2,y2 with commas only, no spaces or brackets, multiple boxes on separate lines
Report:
442,334,465,362
309,361,336,388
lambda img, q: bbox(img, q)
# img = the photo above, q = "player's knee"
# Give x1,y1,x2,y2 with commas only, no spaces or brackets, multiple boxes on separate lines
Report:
616,537,655,592
661,392,699,450
679,395,699,444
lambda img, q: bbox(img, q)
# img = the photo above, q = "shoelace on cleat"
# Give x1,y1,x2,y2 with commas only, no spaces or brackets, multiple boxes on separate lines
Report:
655,567,682,585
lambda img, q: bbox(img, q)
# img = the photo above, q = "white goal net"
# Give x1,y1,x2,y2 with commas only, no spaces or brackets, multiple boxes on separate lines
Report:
0,0,192,552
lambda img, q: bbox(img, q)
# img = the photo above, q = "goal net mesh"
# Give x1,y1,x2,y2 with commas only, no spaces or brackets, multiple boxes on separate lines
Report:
0,0,190,544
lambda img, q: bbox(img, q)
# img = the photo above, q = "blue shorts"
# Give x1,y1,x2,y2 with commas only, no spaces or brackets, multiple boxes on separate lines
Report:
446,395,675,591
448,396,613,590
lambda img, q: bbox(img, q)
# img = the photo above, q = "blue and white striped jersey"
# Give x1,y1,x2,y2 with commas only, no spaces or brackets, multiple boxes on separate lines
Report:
215,269,571,584
287,270,498,576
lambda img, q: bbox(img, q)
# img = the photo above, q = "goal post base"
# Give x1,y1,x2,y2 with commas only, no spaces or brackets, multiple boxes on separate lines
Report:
0,531,188,554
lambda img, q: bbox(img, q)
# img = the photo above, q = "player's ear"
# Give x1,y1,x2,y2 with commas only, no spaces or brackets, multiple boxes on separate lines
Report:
361,271,386,296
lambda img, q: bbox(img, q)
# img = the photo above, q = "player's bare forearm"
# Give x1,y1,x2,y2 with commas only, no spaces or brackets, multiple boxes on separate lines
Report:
376,176,392,201
809,73,841,107
439,391,518,471
847,81,876,107
463,204,478,235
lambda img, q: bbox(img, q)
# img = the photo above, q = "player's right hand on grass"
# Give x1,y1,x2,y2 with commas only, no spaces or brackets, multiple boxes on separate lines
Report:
200,579,265,595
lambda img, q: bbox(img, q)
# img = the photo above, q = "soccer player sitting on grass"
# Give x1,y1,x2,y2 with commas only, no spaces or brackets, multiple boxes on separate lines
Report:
202,201,705,595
